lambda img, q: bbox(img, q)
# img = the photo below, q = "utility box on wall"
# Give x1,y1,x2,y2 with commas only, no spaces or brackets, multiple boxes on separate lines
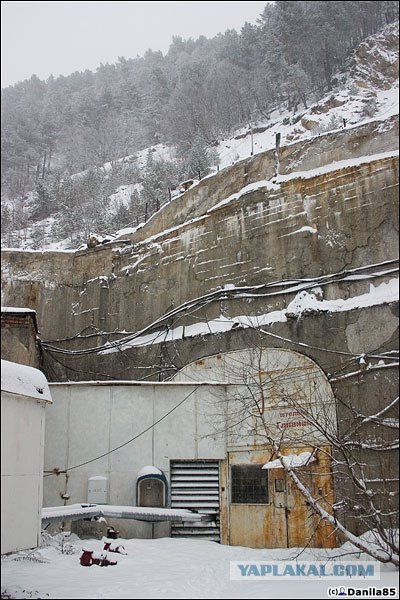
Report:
136,466,167,508
87,476,108,504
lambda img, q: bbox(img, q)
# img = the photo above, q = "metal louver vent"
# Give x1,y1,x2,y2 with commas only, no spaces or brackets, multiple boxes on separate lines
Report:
170,460,220,542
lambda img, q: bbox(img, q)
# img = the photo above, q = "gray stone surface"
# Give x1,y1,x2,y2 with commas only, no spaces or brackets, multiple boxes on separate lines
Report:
71,519,108,540
1,116,398,383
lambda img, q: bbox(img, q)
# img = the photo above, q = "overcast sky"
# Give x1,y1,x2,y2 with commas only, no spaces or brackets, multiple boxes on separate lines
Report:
1,1,268,88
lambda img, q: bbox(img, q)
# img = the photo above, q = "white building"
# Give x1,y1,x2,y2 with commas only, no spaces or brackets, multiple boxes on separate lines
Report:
1,359,52,554
44,348,338,548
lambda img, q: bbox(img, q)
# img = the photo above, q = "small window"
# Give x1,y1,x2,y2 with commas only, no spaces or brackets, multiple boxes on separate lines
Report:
231,464,269,504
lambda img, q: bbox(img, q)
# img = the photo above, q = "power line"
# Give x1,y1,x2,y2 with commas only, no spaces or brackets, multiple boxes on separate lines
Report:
41,259,398,356
44,385,199,476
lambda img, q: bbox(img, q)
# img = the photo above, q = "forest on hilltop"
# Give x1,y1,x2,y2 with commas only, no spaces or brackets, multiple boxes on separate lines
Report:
1,1,398,247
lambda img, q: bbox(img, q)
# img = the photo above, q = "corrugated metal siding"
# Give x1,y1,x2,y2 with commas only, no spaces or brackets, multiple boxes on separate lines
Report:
170,460,220,542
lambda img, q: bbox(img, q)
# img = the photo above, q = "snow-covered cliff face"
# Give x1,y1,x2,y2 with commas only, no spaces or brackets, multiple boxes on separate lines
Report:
1,114,398,384
2,23,398,253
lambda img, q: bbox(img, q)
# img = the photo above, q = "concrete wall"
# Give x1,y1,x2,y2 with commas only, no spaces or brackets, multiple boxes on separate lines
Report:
0,117,398,385
173,347,337,444
44,348,338,544
1,312,40,369
1,391,47,554
44,382,226,539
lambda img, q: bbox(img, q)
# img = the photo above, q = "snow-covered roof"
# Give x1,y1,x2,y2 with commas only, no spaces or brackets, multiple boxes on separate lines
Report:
262,451,316,470
1,359,52,403
1,306,36,314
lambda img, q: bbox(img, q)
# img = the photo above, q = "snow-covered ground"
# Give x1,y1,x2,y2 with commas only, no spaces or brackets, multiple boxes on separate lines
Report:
1,534,398,599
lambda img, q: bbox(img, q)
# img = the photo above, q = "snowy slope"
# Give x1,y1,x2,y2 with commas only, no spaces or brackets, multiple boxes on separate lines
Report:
212,22,399,172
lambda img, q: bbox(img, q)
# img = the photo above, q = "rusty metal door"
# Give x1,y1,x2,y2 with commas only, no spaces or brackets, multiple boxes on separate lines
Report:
228,449,287,548
284,469,316,547
228,448,336,548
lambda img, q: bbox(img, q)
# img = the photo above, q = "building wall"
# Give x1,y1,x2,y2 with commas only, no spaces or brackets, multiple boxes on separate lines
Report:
174,348,338,548
1,312,40,369
44,382,226,539
44,349,338,547
1,391,46,554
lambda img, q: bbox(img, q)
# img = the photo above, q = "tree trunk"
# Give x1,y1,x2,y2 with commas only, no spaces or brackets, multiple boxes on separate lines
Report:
47,148,52,175
42,150,47,179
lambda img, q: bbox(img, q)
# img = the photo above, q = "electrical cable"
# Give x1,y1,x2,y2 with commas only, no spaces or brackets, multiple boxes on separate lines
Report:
44,385,200,476
41,258,398,356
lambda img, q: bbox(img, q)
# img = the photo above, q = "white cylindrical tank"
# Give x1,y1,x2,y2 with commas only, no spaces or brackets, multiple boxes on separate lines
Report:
87,476,108,504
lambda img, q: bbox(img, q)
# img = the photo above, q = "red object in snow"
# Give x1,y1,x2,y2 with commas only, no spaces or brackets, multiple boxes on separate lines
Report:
91,553,102,566
80,549,94,566
99,553,117,567
80,549,117,567
103,540,127,554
